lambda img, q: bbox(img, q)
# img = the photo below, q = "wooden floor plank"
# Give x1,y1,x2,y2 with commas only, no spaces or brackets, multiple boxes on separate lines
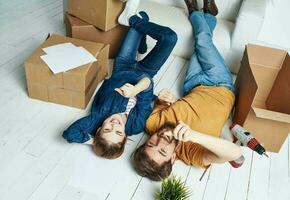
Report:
0,0,62,44
203,163,231,200
54,186,85,200
247,152,271,200
106,134,147,200
28,148,76,200
268,140,289,200
225,148,253,200
0,0,58,24
0,152,36,200
186,167,210,200
0,141,71,200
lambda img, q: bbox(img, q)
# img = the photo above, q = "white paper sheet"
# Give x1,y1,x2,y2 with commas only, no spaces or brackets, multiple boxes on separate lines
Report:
40,43,97,74
42,42,76,54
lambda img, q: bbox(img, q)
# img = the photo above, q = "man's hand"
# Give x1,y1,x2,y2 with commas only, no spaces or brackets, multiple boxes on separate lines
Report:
115,83,136,98
157,89,176,106
173,120,195,142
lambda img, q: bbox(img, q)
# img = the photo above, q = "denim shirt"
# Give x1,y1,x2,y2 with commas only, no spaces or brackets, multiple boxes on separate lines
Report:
62,69,155,143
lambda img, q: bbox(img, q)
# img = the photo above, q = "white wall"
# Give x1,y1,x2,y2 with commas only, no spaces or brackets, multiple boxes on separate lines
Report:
258,0,290,51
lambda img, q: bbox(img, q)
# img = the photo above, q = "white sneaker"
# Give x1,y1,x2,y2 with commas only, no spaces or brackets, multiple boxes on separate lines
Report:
118,0,140,26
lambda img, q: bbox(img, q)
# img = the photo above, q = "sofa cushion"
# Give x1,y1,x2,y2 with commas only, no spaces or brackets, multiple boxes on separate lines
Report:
142,0,242,22
139,0,236,72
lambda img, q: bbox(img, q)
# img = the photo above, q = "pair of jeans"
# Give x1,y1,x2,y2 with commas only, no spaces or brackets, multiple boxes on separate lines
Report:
183,12,235,95
114,12,177,78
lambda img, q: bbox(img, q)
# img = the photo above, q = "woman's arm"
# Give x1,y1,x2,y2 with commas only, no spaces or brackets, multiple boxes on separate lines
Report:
115,77,151,98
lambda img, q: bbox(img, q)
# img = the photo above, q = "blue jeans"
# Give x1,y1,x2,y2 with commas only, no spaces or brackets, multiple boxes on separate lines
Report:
183,12,235,95
114,12,177,78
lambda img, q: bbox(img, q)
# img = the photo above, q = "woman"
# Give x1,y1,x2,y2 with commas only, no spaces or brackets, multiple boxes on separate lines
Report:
63,5,177,159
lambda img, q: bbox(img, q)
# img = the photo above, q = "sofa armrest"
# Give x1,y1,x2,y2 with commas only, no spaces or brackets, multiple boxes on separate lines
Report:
231,0,267,51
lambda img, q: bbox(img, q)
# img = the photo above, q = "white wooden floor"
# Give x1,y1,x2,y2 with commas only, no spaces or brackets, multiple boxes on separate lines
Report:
0,1,289,200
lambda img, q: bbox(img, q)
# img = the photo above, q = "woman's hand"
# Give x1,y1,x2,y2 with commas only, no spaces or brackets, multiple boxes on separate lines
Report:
115,83,137,98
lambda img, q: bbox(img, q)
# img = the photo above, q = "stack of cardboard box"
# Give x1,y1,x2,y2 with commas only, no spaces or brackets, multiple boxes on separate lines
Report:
233,44,290,153
24,0,128,109
25,34,109,109
65,0,128,58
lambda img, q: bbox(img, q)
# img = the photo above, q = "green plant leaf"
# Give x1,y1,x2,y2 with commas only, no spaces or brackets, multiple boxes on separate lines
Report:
155,175,191,200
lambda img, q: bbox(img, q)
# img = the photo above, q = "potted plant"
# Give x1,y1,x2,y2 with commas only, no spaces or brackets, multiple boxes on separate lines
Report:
155,176,191,200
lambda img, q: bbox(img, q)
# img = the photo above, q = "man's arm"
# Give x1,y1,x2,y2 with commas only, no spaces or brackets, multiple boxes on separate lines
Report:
174,121,243,166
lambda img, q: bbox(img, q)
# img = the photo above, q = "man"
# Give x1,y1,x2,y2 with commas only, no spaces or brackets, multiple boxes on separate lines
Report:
63,6,177,159
133,0,243,181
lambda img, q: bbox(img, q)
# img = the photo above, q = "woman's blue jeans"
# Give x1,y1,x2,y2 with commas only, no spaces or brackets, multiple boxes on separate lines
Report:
113,13,177,78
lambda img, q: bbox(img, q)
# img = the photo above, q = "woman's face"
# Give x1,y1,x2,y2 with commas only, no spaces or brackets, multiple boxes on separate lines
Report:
99,114,126,143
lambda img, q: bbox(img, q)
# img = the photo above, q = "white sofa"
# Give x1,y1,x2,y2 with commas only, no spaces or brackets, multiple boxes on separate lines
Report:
139,0,267,73
63,0,267,74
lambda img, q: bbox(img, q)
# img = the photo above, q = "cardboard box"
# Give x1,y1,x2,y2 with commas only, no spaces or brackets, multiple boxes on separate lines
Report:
233,44,290,153
65,13,128,58
266,54,290,114
24,34,109,109
67,0,125,31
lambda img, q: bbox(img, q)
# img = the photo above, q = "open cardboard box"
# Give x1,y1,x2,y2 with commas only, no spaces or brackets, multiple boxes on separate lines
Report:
233,44,290,153
67,0,125,31
65,13,128,58
24,34,109,109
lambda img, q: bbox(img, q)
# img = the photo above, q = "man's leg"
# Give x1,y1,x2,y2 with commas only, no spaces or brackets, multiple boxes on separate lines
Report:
129,13,177,78
183,53,204,94
188,12,234,92
204,13,216,34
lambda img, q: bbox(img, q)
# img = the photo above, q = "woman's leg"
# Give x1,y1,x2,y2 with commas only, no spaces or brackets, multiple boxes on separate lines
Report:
129,13,177,78
113,12,149,70
113,28,143,70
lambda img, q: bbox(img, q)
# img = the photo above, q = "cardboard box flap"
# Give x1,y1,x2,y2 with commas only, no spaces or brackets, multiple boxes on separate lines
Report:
233,50,258,125
246,44,286,69
266,53,290,114
282,53,290,87
252,106,290,124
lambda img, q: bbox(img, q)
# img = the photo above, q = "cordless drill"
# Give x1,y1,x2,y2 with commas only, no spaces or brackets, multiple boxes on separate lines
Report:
230,123,269,157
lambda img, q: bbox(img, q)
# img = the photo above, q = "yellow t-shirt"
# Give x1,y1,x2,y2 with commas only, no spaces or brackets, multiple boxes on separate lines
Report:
145,86,235,168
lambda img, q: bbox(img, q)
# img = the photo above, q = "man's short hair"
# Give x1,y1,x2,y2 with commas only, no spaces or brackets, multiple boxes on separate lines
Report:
133,143,172,181
93,129,127,159
132,123,176,181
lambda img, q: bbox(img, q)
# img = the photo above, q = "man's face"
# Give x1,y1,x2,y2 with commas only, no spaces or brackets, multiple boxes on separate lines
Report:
145,128,177,165
99,114,126,143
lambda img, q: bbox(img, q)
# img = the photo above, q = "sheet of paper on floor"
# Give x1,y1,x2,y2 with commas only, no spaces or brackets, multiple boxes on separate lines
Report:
40,43,97,74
